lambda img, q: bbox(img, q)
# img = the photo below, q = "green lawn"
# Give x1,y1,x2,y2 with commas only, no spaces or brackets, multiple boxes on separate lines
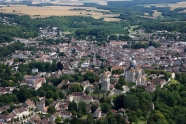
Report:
132,120,146,124
90,93,104,99
81,115,88,119
125,82,136,87
108,94,118,99
169,79,180,84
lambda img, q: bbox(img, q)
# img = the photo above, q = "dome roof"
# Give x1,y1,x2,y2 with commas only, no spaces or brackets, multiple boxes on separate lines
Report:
148,46,155,49
130,56,137,68
130,60,137,66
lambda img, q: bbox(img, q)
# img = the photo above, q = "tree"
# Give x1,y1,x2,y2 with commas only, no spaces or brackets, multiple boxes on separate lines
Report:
55,116,62,123
85,88,90,95
57,61,63,70
78,101,87,115
100,103,111,113
91,104,98,113
53,93,59,100
107,112,117,124
115,114,126,124
47,105,56,115
68,100,77,111
114,94,139,110
37,88,45,97
96,117,107,124
77,110,84,118
72,49,76,54
58,91,65,99
115,76,126,90
45,98,54,106
84,72,99,84
16,87,30,102
148,110,167,123
87,113,94,124
70,117,84,124
109,34,117,40
69,84,83,92
46,90,54,99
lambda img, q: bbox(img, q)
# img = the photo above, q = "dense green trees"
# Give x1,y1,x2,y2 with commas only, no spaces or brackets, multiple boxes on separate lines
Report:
77,101,87,118
0,64,23,87
0,42,25,58
0,84,63,107
83,72,99,84
176,73,186,85
115,76,126,90
0,94,18,107
114,94,139,110
18,61,57,74
68,100,87,118
0,13,127,39
75,29,109,40
68,100,78,111
0,23,38,42
47,105,56,115
100,103,111,113
113,82,186,124
87,113,94,124
141,21,186,33
69,84,83,93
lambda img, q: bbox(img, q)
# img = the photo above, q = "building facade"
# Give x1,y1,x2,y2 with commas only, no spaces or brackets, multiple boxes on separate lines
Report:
125,56,146,86
99,71,111,91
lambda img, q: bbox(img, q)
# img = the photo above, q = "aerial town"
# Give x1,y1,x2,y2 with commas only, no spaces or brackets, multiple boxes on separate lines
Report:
0,0,186,122
0,14,185,124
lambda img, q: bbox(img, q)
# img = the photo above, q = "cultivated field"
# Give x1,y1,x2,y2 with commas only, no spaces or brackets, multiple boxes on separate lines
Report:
0,5,120,21
152,10,162,17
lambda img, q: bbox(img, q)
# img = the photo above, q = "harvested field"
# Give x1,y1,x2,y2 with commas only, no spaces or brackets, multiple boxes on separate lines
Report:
144,12,149,16
0,5,120,21
152,10,162,17
104,17,121,21
0,6,93,16
169,2,186,10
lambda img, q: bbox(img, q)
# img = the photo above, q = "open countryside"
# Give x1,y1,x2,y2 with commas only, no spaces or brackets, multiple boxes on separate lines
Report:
0,5,120,21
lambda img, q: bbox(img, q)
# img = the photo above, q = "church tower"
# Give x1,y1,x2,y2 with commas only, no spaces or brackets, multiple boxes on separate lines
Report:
99,71,111,91
125,56,146,86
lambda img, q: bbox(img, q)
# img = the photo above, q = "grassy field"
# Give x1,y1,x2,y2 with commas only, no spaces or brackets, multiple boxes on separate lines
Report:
0,5,120,21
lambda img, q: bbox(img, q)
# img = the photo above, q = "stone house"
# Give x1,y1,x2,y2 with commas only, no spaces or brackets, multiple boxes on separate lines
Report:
36,98,45,111
67,92,93,103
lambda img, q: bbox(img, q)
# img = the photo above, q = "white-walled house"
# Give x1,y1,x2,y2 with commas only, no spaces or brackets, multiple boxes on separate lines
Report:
67,92,93,103
61,111,72,120
13,107,29,119
93,108,102,118
0,107,29,123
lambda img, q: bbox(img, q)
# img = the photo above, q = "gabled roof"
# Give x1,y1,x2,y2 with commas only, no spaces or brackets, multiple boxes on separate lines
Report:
25,99,35,106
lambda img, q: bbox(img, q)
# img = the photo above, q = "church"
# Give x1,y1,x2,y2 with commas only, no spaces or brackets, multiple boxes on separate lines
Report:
124,56,146,86
99,71,111,91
